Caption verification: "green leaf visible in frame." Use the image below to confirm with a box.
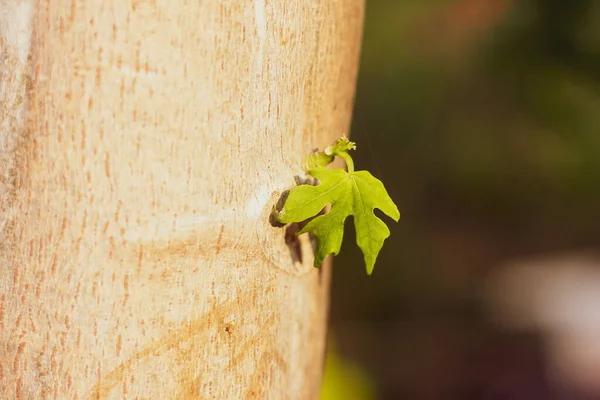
[274,156,399,274]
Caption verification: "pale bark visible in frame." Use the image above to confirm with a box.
[0,0,364,399]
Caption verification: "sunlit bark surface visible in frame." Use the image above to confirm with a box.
[0,1,363,398]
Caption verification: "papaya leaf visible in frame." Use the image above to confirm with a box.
[274,138,399,274]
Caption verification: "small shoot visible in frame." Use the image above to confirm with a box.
[273,137,400,275]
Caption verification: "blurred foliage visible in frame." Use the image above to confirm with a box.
[320,338,376,400]
[330,0,600,398]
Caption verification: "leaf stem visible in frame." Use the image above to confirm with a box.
[335,150,354,173]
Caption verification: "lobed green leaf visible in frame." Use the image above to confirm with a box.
[274,166,399,274]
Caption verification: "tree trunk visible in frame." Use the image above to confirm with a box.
[0,1,364,398]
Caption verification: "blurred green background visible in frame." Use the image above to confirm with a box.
[321,0,600,399]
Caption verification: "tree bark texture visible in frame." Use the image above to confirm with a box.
[0,1,364,398]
